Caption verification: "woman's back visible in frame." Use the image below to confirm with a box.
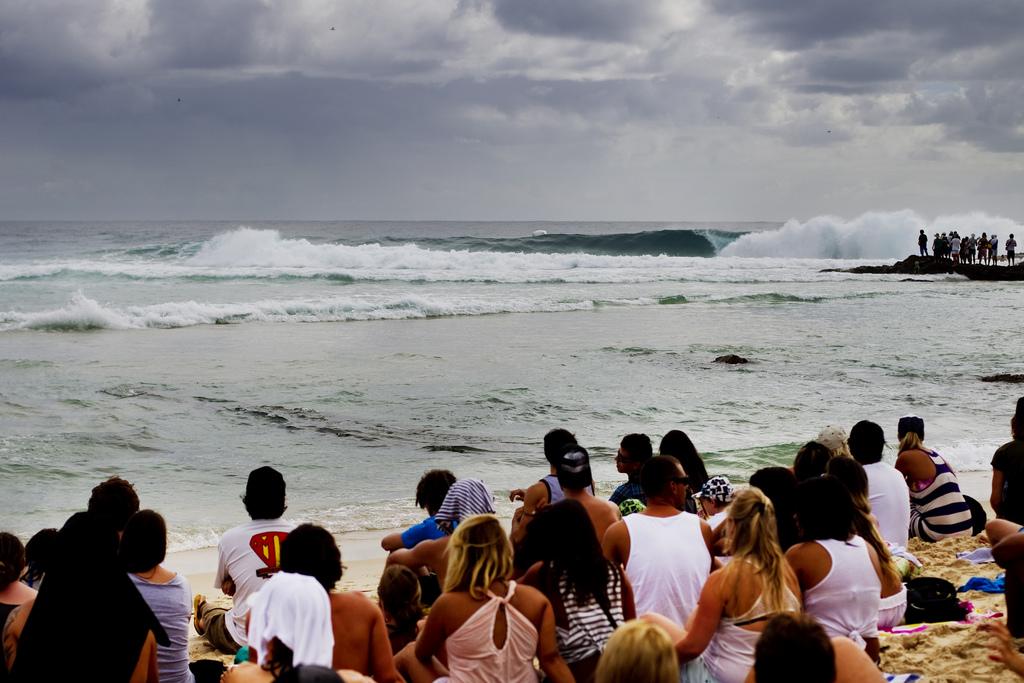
[703,561,801,683]
[129,572,194,683]
[440,581,542,683]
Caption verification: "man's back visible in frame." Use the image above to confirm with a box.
[863,462,910,547]
[620,511,710,625]
[216,517,296,645]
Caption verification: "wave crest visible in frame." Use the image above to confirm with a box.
[720,210,1023,259]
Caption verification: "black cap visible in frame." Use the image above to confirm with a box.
[246,466,285,501]
[556,445,593,490]
[897,415,925,440]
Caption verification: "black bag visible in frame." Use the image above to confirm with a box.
[904,576,968,624]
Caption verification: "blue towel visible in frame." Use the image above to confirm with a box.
[958,573,1005,593]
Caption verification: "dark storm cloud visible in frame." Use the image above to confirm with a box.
[482,0,666,42]
[709,0,1024,52]
[144,0,270,69]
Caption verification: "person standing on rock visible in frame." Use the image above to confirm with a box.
[950,234,961,264]
[979,233,990,265]
[917,230,928,256]
[992,235,1000,264]
[1007,234,1017,266]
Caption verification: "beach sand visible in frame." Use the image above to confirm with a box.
[182,472,1019,681]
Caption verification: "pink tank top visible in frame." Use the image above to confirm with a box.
[442,581,540,683]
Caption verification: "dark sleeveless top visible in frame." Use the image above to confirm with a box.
[0,602,19,681]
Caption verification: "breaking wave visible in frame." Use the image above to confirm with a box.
[721,210,1023,259]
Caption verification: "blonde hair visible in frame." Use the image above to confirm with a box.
[898,431,924,453]
[595,620,678,683]
[443,515,512,599]
[720,487,790,614]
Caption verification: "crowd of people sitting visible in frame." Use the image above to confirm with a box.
[918,228,1018,266]
[2,398,1023,682]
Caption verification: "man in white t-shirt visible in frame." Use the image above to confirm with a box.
[603,455,714,626]
[849,420,909,548]
[194,466,295,653]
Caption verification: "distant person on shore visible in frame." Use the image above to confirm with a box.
[950,234,962,263]
[280,524,400,682]
[659,429,710,514]
[749,467,800,550]
[88,475,140,536]
[793,441,832,482]
[992,235,1000,263]
[747,613,885,683]
[1007,234,1017,266]
[510,429,579,542]
[980,233,991,265]
[786,476,883,661]
[194,466,296,655]
[692,476,735,530]
[554,445,621,541]
[7,511,166,683]
[648,487,802,683]
[894,416,974,541]
[395,515,574,683]
[603,456,714,627]
[381,469,456,552]
[990,397,1024,525]
[918,230,928,256]
[120,510,195,683]
[517,499,635,683]
[610,434,654,506]
[848,420,909,548]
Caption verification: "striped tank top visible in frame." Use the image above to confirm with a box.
[553,566,624,664]
[909,450,973,541]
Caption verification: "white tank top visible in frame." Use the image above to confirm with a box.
[622,512,710,626]
[803,536,881,647]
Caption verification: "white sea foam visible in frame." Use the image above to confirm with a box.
[0,290,622,331]
[721,210,1023,259]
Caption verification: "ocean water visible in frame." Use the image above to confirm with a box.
[2,213,1022,551]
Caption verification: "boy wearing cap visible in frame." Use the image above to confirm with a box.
[194,466,296,654]
[991,398,1024,525]
[556,444,621,541]
[693,475,734,530]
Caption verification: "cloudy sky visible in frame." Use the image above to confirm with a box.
[2,0,1022,221]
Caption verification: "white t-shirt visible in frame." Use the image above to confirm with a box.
[708,510,728,531]
[950,238,961,253]
[863,462,910,548]
[215,517,296,645]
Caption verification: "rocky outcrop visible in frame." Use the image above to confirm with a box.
[981,374,1024,384]
[714,354,749,364]
[822,255,1024,280]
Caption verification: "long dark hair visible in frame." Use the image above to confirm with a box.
[749,467,799,550]
[517,499,617,613]
[659,429,709,493]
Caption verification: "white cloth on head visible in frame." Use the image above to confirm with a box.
[247,572,334,668]
[435,479,495,527]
